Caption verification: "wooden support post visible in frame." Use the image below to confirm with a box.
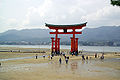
[71,37,73,52]
[55,29,58,53]
[58,38,60,52]
[75,38,78,52]
[73,29,75,52]
[51,37,54,53]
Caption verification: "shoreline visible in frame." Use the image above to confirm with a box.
[0,45,120,52]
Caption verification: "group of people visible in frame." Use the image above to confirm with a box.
[35,51,105,65]
[95,53,104,60]
[48,54,53,60]
[35,54,52,60]
[59,57,69,64]
[81,53,104,60]
[35,54,46,59]
[71,51,78,56]
[59,53,69,64]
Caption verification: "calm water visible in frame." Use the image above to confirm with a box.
[0,45,120,52]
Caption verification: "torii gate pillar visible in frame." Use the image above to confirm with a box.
[51,30,60,54]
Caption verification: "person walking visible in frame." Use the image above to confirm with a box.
[86,56,88,60]
[35,54,38,59]
[48,55,50,60]
[59,58,62,64]
[100,53,104,60]
[82,55,85,60]
[43,55,45,59]
[72,52,74,56]
[65,58,68,64]
[95,53,97,58]
[51,55,52,60]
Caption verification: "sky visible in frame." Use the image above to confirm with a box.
[0,0,120,33]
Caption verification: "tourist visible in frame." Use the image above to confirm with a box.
[100,55,104,60]
[63,52,65,56]
[67,56,69,60]
[43,55,45,59]
[35,54,38,59]
[86,56,88,60]
[72,52,74,56]
[0,62,1,66]
[75,51,78,56]
[82,55,85,60]
[65,58,68,64]
[48,55,50,60]
[100,53,104,60]
[59,58,62,64]
[95,53,97,58]
[51,55,52,60]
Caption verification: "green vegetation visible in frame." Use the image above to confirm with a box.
[111,0,120,6]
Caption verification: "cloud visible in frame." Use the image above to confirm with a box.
[7,18,18,26]
[82,5,120,27]
[22,0,88,29]
[0,17,20,33]
[0,0,120,33]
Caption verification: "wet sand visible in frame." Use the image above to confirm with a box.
[0,47,120,80]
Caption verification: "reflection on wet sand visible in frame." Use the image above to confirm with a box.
[71,62,78,71]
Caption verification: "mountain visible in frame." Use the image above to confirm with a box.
[0,29,50,42]
[79,26,120,41]
[0,26,120,43]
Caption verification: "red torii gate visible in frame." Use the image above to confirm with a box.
[45,22,87,55]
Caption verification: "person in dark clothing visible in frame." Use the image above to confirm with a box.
[100,53,104,60]
[43,55,45,59]
[59,58,62,64]
[63,53,65,56]
[67,56,69,60]
[82,55,85,60]
[51,56,52,60]
[86,56,88,60]
[65,58,68,64]
[95,53,97,58]
[72,52,74,56]
[35,54,38,59]
[100,55,104,60]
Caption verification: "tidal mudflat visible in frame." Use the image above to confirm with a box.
[0,47,120,80]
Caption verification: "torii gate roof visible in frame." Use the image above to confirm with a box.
[45,22,87,29]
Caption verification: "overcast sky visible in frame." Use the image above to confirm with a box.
[0,0,120,33]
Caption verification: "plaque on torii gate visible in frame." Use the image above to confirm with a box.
[45,22,87,55]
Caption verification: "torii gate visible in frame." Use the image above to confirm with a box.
[45,22,87,55]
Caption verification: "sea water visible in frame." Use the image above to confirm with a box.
[0,45,120,52]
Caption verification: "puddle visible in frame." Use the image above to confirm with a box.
[0,55,47,61]
[47,58,120,77]
[115,58,120,60]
